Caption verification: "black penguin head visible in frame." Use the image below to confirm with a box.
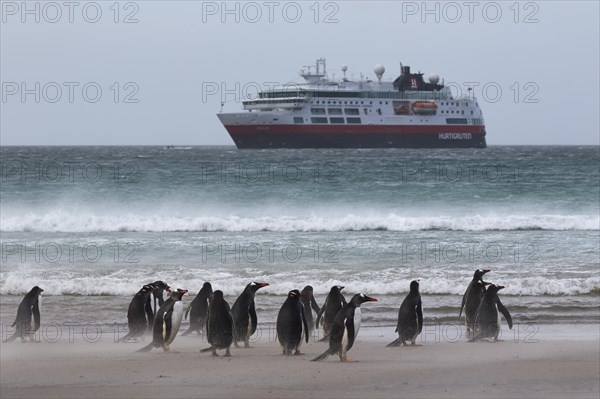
[212,290,224,301]
[201,282,213,294]
[409,280,420,293]
[487,284,505,295]
[247,282,269,293]
[351,293,378,306]
[171,288,188,300]
[473,269,491,281]
[288,289,301,300]
[31,286,44,295]
[152,281,171,293]
[330,285,344,294]
[140,285,154,294]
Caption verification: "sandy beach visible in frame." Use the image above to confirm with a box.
[1,327,598,399]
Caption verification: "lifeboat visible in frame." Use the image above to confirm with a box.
[412,101,438,115]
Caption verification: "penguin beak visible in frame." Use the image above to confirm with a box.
[364,296,378,302]
[258,283,269,288]
[165,286,172,293]
[178,289,188,295]
[339,286,345,291]
[482,269,492,274]
[497,285,505,290]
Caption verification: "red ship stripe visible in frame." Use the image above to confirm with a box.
[225,124,486,135]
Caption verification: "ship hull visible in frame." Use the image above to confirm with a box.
[223,125,487,149]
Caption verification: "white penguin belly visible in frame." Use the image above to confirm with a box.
[167,302,184,345]
[33,295,42,330]
[354,308,362,338]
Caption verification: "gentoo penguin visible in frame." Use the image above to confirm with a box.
[122,284,155,341]
[5,286,43,343]
[312,293,377,362]
[459,269,491,338]
[231,282,269,348]
[145,280,171,329]
[277,290,309,356]
[387,280,423,347]
[137,288,188,352]
[200,290,234,357]
[300,285,320,333]
[471,284,513,342]
[316,285,346,340]
[182,282,213,336]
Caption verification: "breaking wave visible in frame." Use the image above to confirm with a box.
[2,211,598,233]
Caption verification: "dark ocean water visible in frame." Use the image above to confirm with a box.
[1,146,598,337]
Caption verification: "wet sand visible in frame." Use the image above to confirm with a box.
[1,328,599,399]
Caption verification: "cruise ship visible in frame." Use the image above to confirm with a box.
[218,59,487,148]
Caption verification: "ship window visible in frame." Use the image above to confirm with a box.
[311,117,328,123]
[328,108,343,115]
[462,110,464,114]
[446,118,468,124]
[293,117,304,124]
[311,108,326,115]
[346,117,362,124]
[329,117,345,124]
[344,108,359,115]
[470,110,473,115]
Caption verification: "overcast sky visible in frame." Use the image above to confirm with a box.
[1,0,598,146]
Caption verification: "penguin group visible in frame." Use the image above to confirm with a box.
[5,269,513,360]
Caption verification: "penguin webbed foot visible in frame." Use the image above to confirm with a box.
[294,350,305,356]
[224,348,231,357]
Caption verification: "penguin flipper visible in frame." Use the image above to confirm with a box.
[416,302,423,335]
[497,299,513,329]
[386,338,402,347]
[316,299,327,327]
[249,304,258,335]
[184,305,191,321]
[459,288,468,317]
[135,342,154,352]
[301,304,310,343]
[318,333,330,343]
[310,296,321,314]
[311,350,331,361]
[32,303,41,331]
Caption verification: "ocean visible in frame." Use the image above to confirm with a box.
[1,146,598,343]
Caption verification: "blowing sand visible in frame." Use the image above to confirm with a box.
[1,327,599,399]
